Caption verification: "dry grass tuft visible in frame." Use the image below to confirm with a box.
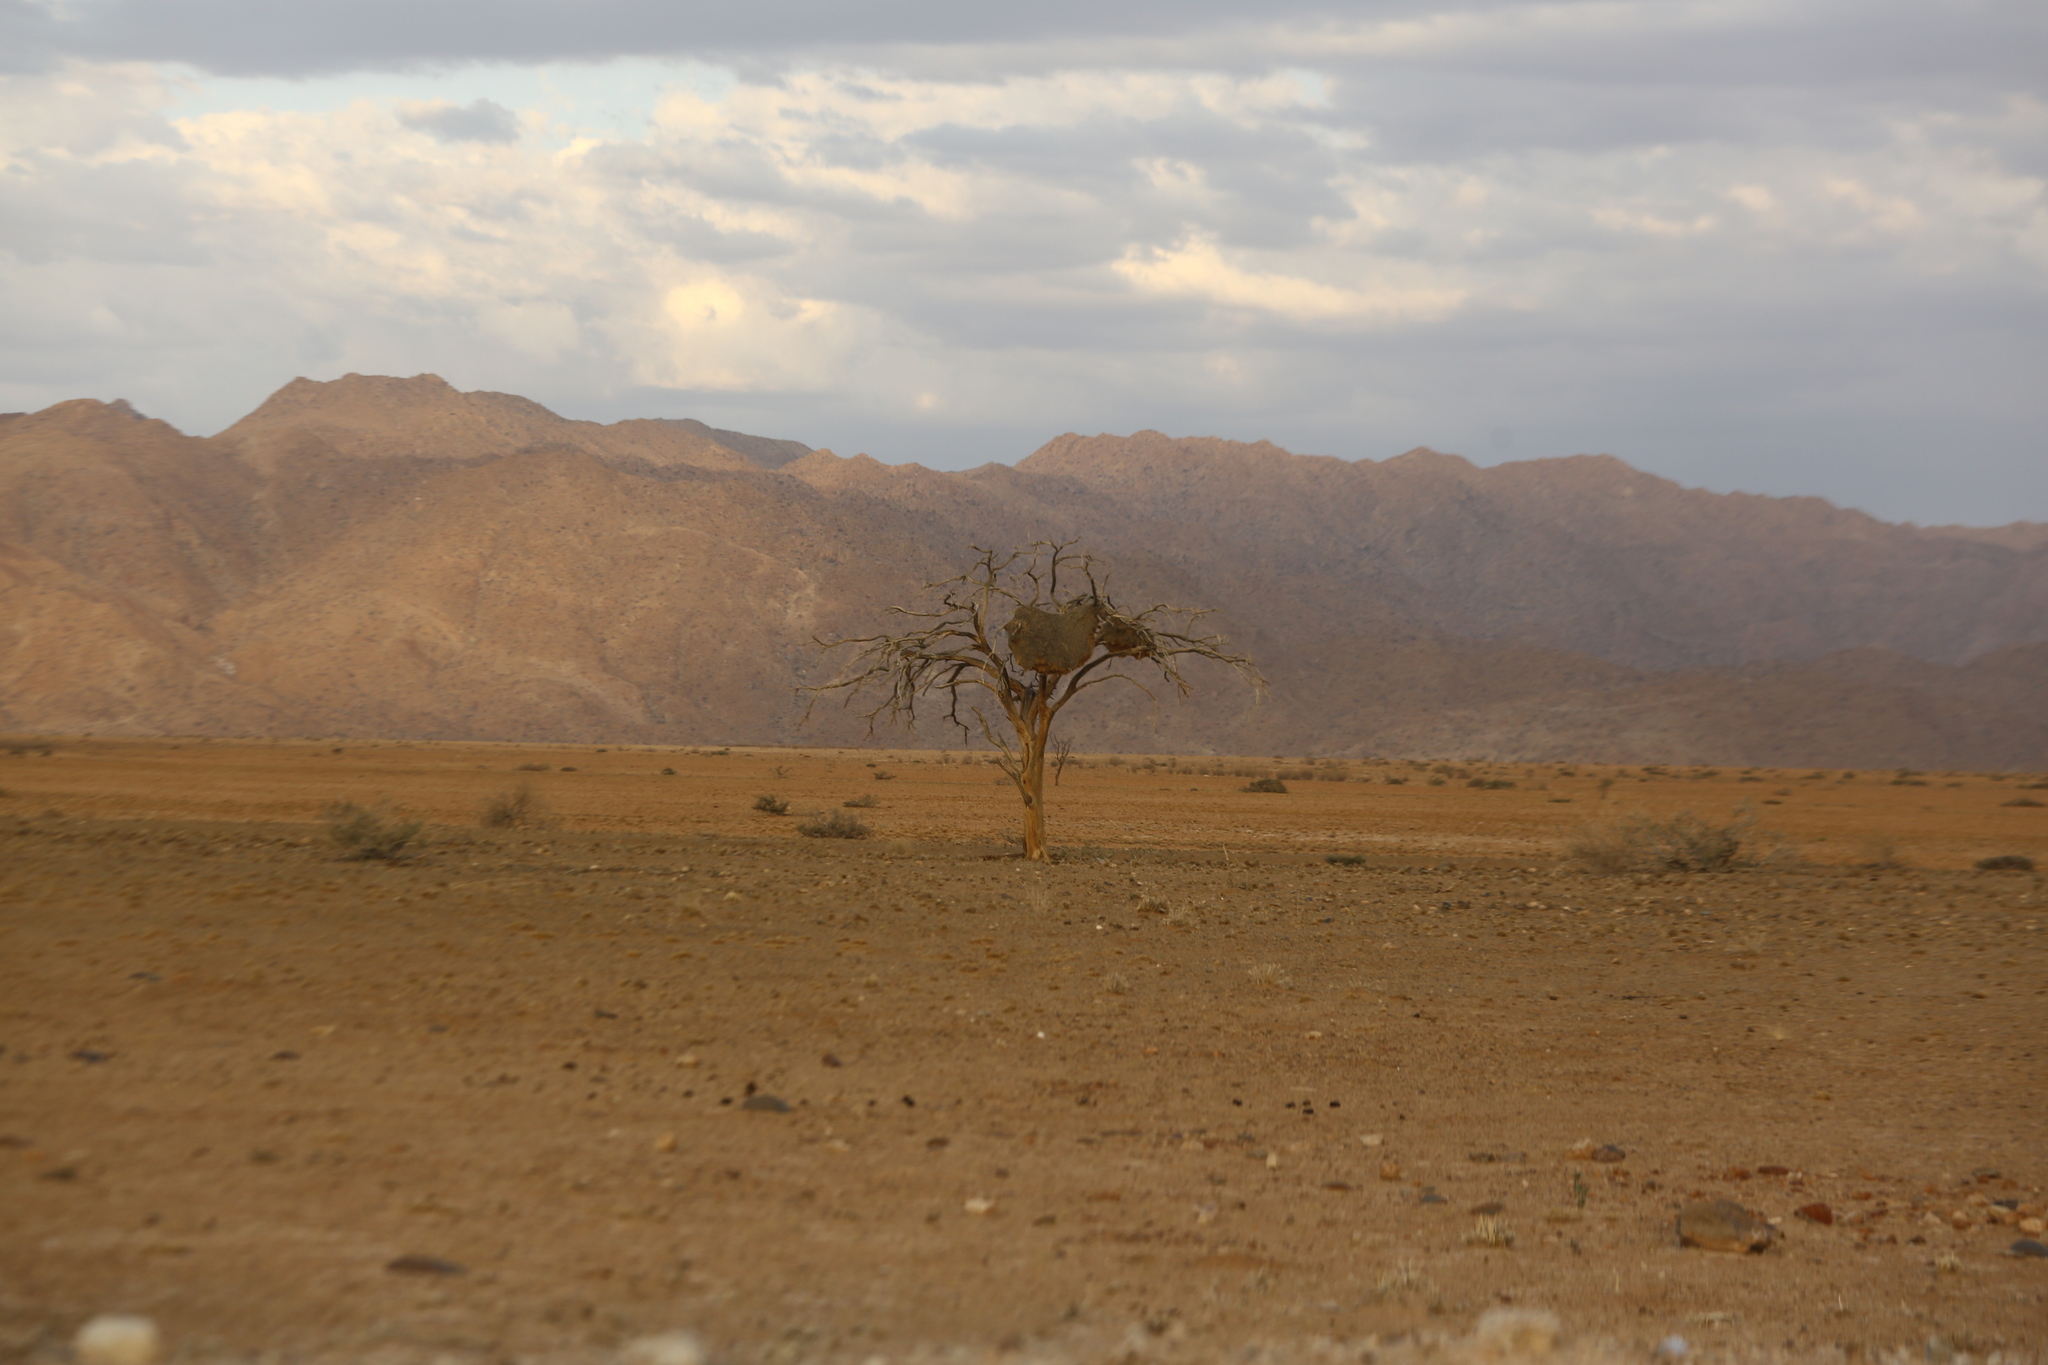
[798,810,871,839]
[1463,1215,1517,1247]
[1566,807,1791,874]
[479,782,553,829]
[323,801,421,861]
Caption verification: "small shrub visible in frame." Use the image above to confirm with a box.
[1383,776,1408,785]
[1104,972,1131,995]
[558,765,578,772]
[324,801,422,861]
[2001,797,2043,808]
[873,770,897,781]
[514,762,549,772]
[798,810,871,839]
[660,767,676,776]
[478,782,553,829]
[1975,854,2036,872]
[1245,962,1293,988]
[1242,777,1289,794]
[1275,767,1315,781]
[753,794,789,815]
[1566,808,1788,874]
[1326,853,1367,866]
[844,793,880,808]
[1466,778,1517,790]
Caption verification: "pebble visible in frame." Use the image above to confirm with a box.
[74,1315,161,1365]
[1471,1307,1558,1356]
[1360,1133,1384,1148]
[621,1331,707,1365]
[1592,1144,1626,1163]
[740,1094,791,1113]
[1653,1335,1690,1360]
[963,1197,995,1215]
[2022,1217,2046,1235]
[1795,1202,1834,1225]
[385,1254,466,1276]
[1378,1160,1401,1181]
[2010,1239,2048,1259]
[1677,1199,1775,1253]
[652,1132,678,1153]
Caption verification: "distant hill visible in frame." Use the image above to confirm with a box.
[3,373,2043,769]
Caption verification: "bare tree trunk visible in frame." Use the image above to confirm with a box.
[1018,689,1054,861]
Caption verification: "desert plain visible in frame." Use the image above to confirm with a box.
[2,737,2044,1365]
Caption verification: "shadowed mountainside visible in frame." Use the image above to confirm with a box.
[3,374,2044,769]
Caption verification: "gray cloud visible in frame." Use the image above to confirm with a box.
[0,1,2041,526]
[396,97,520,143]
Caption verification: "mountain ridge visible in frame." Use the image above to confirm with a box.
[2,374,2043,769]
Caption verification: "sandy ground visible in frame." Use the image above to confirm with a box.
[2,739,2044,1365]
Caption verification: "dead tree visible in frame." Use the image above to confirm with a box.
[806,541,1263,860]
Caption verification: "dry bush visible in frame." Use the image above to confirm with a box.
[1314,768,1350,782]
[1466,777,1517,790]
[1242,777,1289,794]
[1975,854,2036,872]
[1275,767,1316,781]
[798,810,871,839]
[514,762,550,772]
[1246,962,1293,988]
[1566,808,1789,874]
[323,801,422,861]
[753,794,789,815]
[478,782,553,829]
[2001,797,2043,808]
[844,793,880,808]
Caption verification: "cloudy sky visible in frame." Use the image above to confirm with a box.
[3,0,2044,525]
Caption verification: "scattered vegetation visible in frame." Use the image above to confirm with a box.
[1326,853,1367,866]
[873,770,897,781]
[1466,777,1517,790]
[1975,854,2036,872]
[844,793,880,808]
[798,810,871,839]
[753,794,790,815]
[1242,777,1289,794]
[1565,807,1790,874]
[1245,962,1293,988]
[478,782,553,830]
[323,801,422,861]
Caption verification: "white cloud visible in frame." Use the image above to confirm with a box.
[1115,233,1467,323]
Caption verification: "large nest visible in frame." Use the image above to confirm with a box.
[1002,599,1154,675]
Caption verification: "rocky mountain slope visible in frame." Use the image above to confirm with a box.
[3,374,2043,769]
